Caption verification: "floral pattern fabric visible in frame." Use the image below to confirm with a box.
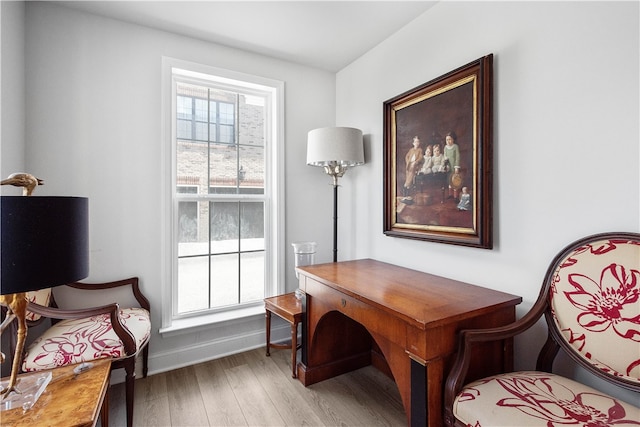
[454,371,640,426]
[22,307,150,371]
[552,238,640,384]
[453,237,640,426]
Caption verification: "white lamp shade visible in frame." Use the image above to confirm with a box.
[307,127,364,167]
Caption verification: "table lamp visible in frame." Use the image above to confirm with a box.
[306,127,364,262]
[1,193,89,408]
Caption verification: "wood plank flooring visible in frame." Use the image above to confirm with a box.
[105,348,406,426]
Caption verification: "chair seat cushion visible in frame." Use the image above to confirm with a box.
[22,307,151,372]
[453,371,640,426]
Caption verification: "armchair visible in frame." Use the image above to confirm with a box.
[445,232,639,426]
[18,277,150,427]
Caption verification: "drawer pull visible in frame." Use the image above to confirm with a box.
[341,298,346,307]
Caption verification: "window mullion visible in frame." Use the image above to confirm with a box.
[237,201,242,305]
[191,97,196,142]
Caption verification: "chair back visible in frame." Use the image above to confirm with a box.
[26,288,52,322]
[545,233,640,389]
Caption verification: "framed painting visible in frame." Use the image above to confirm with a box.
[383,54,493,248]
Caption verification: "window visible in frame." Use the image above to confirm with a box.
[161,59,284,331]
[176,93,235,144]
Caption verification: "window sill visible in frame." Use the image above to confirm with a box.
[159,304,265,337]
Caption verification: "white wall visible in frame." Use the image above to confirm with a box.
[336,1,639,404]
[17,2,336,374]
[0,0,25,179]
[0,0,26,377]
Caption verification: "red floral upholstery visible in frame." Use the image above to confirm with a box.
[446,233,640,427]
[454,371,639,426]
[22,307,150,371]
[550,239,640,385]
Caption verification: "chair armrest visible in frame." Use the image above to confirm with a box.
[26,301,137,355]
[443,294,547,427]
[65,277,150,311]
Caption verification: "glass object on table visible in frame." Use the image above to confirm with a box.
[291,241,316,299]
[0,371,51,411]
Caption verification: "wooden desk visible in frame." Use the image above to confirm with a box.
[264,292,303,378]
[1,359,111,427]
[296,259,521,427]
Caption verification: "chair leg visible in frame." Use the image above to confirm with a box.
[142,345,149,378]
[265,310,272,357]
[100,388,109,427]
[125,360,136,427]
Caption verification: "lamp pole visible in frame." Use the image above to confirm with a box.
[323,165,345,262]
[333,182,338,262]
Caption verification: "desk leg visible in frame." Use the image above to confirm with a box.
[410,356,444,427]
[265,310,272,357]
[301,293,308,367]
[410,358,427,427]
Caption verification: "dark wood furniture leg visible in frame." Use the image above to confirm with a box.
[101,389,110,427]
[290,319,298,378]
[266,310,272,357]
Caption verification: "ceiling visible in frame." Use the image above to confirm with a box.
[53,1,437,72]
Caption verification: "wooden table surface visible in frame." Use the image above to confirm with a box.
[264,293,302,322]
[298,259,520,330]
[1,359,111,427]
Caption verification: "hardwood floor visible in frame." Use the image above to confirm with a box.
[105,348,406,426]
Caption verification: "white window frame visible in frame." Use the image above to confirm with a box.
[160,57,285,335]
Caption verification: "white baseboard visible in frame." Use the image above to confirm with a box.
[109,322,293,384]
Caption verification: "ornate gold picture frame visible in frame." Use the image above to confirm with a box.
[383,54,493,248]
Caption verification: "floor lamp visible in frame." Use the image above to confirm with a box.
[306,127,364,262]
[1,194,89,409]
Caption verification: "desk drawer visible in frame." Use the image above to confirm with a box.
[306,278,406,348]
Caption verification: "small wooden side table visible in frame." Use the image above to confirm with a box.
[1,359,111,427]
[264,292,303,378]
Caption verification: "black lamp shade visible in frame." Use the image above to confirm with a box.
[1,196,89,295]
